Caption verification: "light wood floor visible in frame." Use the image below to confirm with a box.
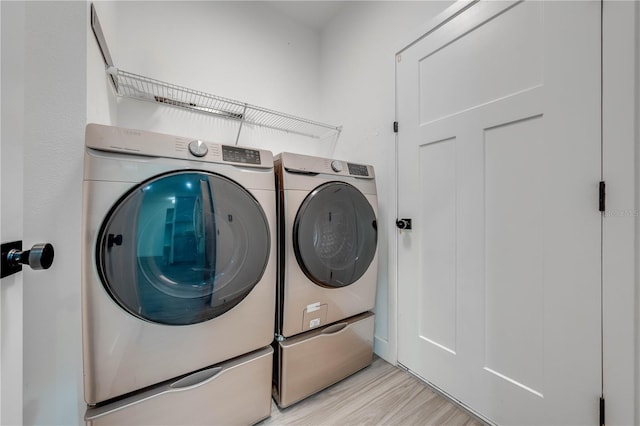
[259,357,483,426]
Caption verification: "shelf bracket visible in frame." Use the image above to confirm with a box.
[90,4,117,91]
[235,105,249,146]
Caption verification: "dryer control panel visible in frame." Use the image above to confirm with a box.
[278,152,374,178]
[347,163,370,177]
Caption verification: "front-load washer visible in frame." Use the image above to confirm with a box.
[85,346,274,426]
[81,124,276,406]
[274,152,378,339]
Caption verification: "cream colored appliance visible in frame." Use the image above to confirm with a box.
[81,124,275,424]
[85,347,273,426]
[273,152,378,407]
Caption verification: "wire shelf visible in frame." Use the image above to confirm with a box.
[108,67,342,141]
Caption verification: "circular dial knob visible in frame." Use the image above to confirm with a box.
[330,160,343,172]
[188,140,208,157]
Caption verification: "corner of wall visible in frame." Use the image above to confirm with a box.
[21,2,87,424]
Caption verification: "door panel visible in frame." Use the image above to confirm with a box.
[418,1,542,124]
[484,114,545,397]
[417,138,457,354]
[397,1,601,424]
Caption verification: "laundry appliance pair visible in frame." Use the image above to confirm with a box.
[81,124,379,424]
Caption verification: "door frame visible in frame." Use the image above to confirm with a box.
[601,2,637,425]
[0,2,25,424]
[390,1,638,424]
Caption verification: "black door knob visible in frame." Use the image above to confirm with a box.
[396,219,412,230]
[7,243,54,270]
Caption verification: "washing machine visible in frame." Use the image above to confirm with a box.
[81,124,275,423]
[273,152,378,407]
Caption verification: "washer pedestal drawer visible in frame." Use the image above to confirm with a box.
[273,311,374,408]
[85,346,273,426]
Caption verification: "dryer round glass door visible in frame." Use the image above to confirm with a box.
[293,182,377,288]
[96,171,270,325]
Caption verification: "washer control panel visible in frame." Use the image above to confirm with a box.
[222,145,261,165]
[85,123,273,169]
[330,160,343,172]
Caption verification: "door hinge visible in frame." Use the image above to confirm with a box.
[393,121,398,133]
[599,397,605,426]
[599,181,606,212]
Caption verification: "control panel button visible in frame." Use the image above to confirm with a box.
[331,160,343,172]
[188,140,208,157]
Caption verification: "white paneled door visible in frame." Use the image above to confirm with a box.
[396,1,602,424]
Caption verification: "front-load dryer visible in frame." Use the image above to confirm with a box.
[275,152,378,337]
[273,152,378,407]
[81,124,276,406]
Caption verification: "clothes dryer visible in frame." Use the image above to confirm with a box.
[275,152,378,338]
[81,124,276,407]
[273,152,378,407]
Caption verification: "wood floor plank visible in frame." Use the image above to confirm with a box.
[260,357,483,426]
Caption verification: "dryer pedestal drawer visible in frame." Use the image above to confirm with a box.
[274,312,374,408]
[85,346,273,426]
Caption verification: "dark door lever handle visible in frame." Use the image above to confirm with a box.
[396,219,412,230]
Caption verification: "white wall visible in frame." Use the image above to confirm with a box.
[0,2,25,425]
[20,2,87,425]
[319,0,453,362]
[90,0,327,155]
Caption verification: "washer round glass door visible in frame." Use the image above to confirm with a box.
[293,182,377,288]
[96,171,270,325]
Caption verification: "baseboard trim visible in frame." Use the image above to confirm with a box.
[373,335,395,364]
